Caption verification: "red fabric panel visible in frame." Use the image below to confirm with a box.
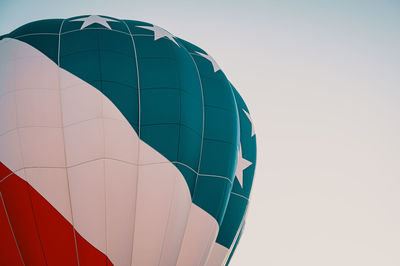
[0,162,12,181]
[76,232,112,266]
[0,193,23,266]
[0,172,47,265]
[0,163,114,266]
[28,185,79,265]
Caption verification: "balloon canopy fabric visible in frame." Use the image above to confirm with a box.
[0,15,257,266]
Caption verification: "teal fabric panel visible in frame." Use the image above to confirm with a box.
[215,85,257,248]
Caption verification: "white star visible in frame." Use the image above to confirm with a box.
[195,51,221,72]
[70,15,117,30]
[243,109,255,137]
[235,145,252,188]
[137,25,179,46]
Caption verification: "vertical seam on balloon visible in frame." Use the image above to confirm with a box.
[174,44,206,263]
[198,224,218,266]
[95,30,109,265]
[57,18,81,266]
[26,177,48,265]
[0,191,25,266]
[11,31,49,265]
[157,174,178,266]
[223,84,251,261]
[191,58,205,189]
[120,20,141,266]
[175,44,183,169]
[214,83,241,229]
[218,82,244,252]
[224,217,245,265]
[157,41,184,266]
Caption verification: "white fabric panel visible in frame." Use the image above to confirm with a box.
[25,167,73,223]
[0,40,15,97]
[176,204,219,266]
[60,83,103,126]
[16,89,62,128]
[105,159,137,266]
[157,171,192,266]
[205,243,229,266]
[0,92,17,135]
[59,68,82,90]
[102,94,126,122]
[13,38,43,59]
[104,118,138,164]
[68,159,107,254]
[0,39,19,173]
[19,127,66,168]
[0,38,15,64]
[15,56,58,90]
[63,119,105,167]
[0,130,23,173]
[131,163,183,265]
[0,63,15,96]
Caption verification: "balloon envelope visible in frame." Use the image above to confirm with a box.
[0,15,257,266]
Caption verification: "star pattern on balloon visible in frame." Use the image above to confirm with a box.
[70,15,117,30]
[235,144,252,188]
[195,51,221,72]
[137,25,179,46]
[243,109,255,137]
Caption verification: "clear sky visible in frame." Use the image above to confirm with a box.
[1,0,400,265]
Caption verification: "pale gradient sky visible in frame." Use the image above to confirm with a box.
[1,0,400,265]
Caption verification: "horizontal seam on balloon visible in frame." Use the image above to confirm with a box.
[60,49,136,59]
[189,52,204,57]
[230,192,249,200]
[196,72,226,82]
[0,86,197,103]
[140,122,200,131]
[136,56,177,62]
[203,137,236,145]
[60,80,138,91]
[0,87,57,98]
[61,84,197,98]
[204,104,234,112]
[61,27,156,38]
[14,32,59,38]
[0,117,128,137]
[8,31,154,41]
[0,159,232,183]
[61,27,131,36]
[171,161,231,182]
[13,55,48,60]
[64,118,201,135]
[63,116,126,128]
[0,171,15,183]
[138,87,180,91]
[0,126,61,137]
[197,174,232,183]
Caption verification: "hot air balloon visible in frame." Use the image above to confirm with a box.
[0,15,257,266]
